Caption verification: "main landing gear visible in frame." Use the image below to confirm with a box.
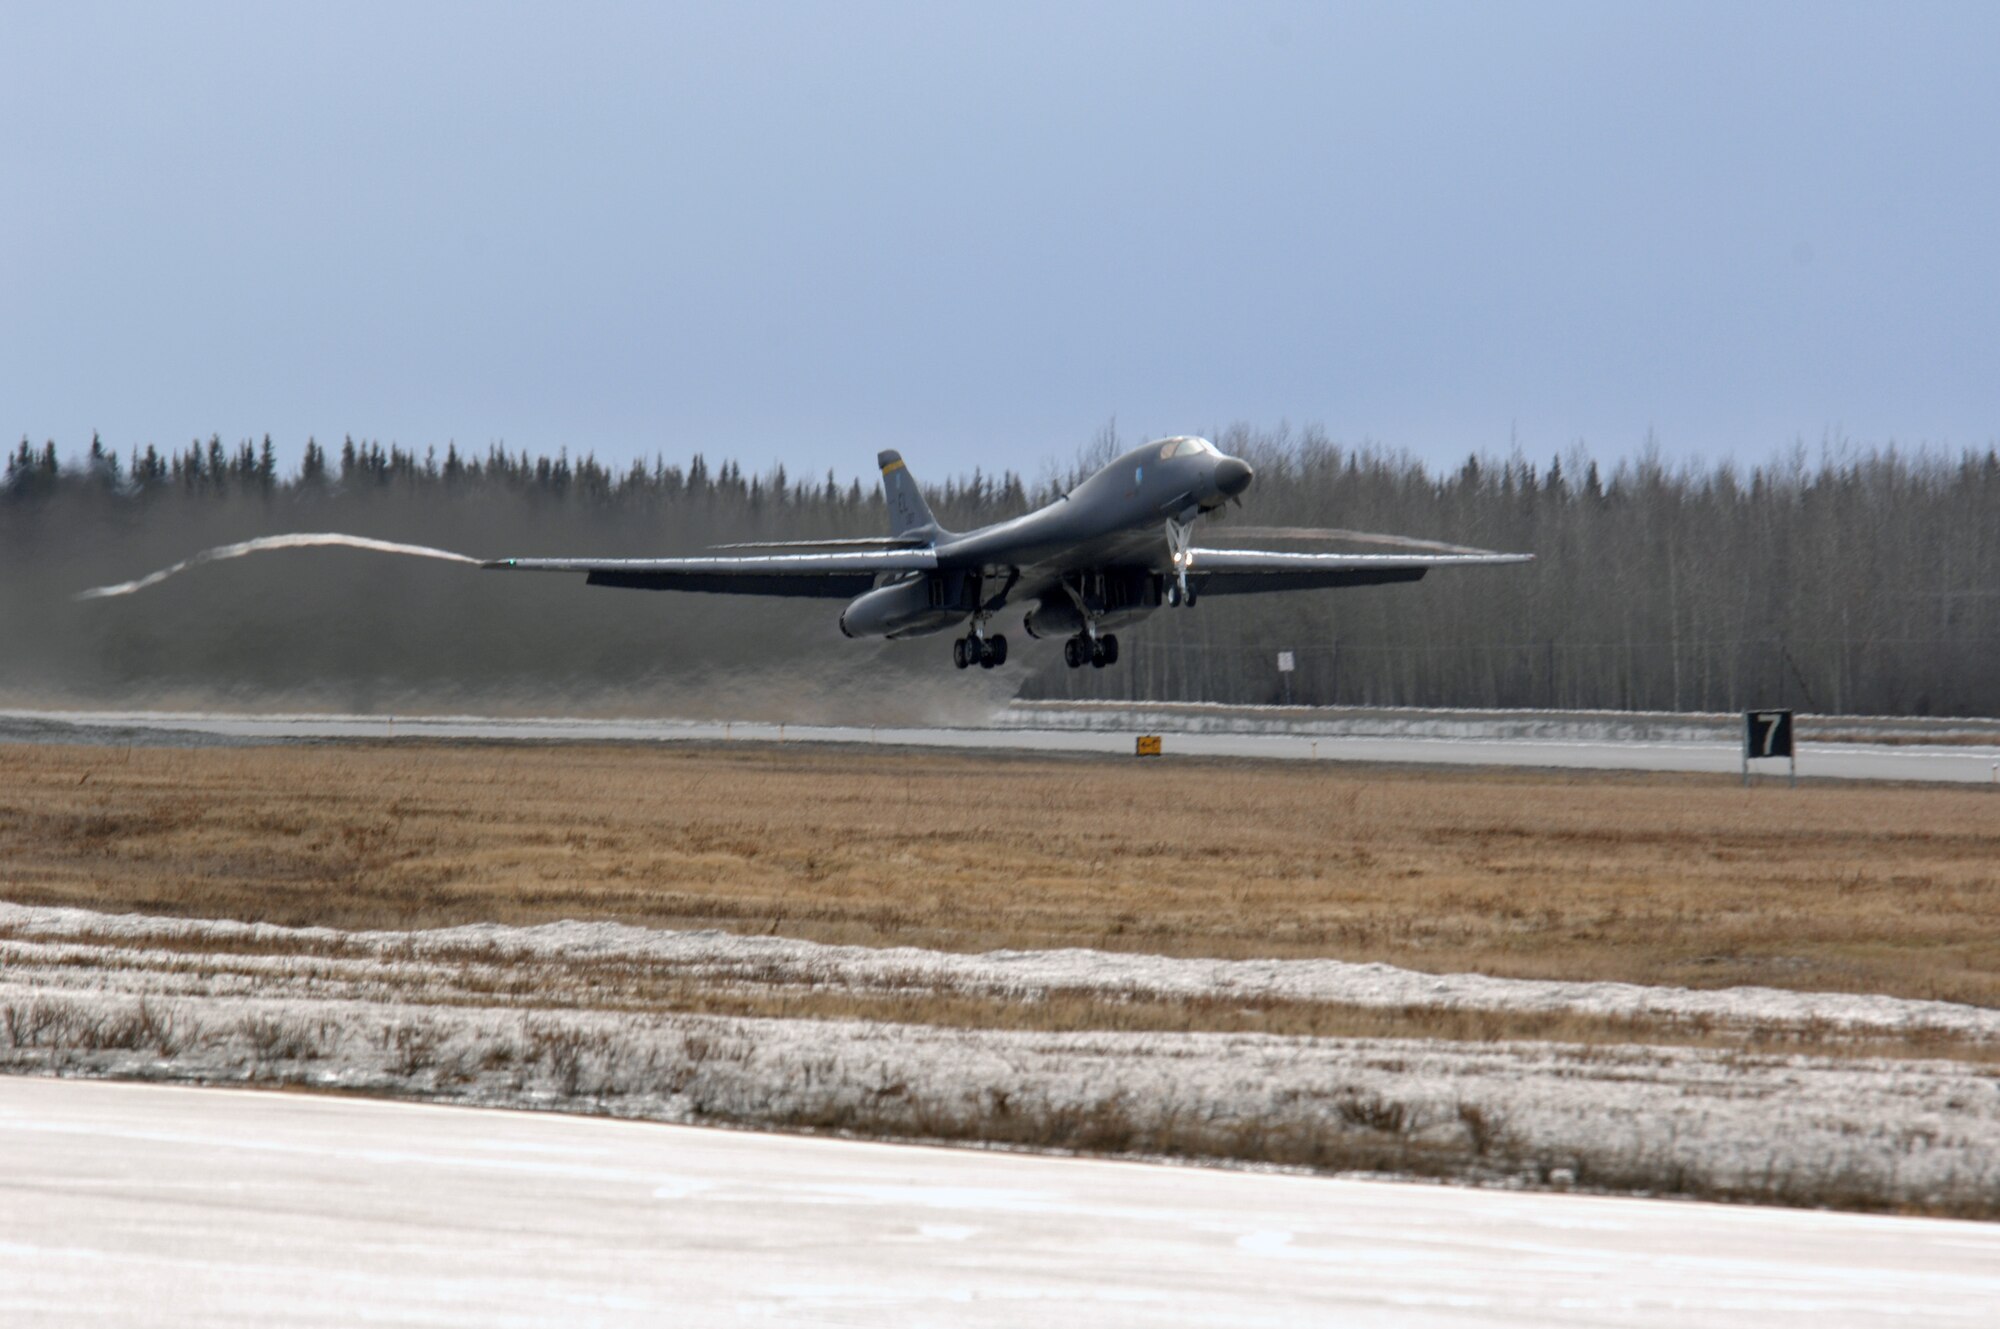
[953,632,1008,669]
[1063,633,1118,669]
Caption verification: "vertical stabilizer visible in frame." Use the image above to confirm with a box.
[877,450,939,537]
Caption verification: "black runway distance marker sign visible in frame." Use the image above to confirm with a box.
[1743,709,1796,786]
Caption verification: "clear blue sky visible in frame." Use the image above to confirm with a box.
[6,1,1997,483]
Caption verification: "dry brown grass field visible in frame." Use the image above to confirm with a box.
[3,740,1996,1005]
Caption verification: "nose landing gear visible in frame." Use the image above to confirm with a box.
[1165,519,1197,607]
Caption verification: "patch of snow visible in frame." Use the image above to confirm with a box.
[4,900,1993,1040]
[7,899,2000,1212]
[4,981,1998,1213]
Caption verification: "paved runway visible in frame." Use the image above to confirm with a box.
[4,706,1998,782]
[4,1078,1996,1327]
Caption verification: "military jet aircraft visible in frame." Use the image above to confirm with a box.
[487,437,1531,670]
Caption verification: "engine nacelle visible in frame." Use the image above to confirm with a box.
[839,573,977,639]
[1022,597,1085,640]
[1023,572,1161,638]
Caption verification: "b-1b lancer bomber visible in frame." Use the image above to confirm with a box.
[489,438,1532,670]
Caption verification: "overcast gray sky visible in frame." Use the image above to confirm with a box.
[5,1,1997,482]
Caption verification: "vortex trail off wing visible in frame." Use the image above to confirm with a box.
[483,549,939,598]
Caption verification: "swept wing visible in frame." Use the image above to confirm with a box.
[484,548,938,598]
[706,535,932,551]
[1187,547,1532,594]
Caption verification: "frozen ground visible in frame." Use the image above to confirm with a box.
[7,1077,2000,1329]
[5,902,1998,1214]
[8,900,1999,1042]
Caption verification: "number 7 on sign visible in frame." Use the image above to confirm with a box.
[1742,710,1794,782]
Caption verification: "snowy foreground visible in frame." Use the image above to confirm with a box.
[7,1077,2000,1329]
[3,901,1999,1215]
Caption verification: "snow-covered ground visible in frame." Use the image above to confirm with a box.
[7,900,1998,1042]
[11,1077,1999,1328]
[5,901,1998,1214]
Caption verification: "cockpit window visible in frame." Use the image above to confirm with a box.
[1158,436,1212,459]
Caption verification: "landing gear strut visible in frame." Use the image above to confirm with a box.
[1053,572,1121,669]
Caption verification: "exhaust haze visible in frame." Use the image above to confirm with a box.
[8,479,1025,725]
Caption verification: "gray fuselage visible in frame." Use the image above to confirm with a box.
[840,437,1251,640]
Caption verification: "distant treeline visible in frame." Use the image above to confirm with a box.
[3,433,1031,526]
[6,426,1998,717]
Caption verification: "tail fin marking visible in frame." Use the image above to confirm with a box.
[877,450,938,537]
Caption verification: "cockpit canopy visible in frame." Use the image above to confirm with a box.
[1156,436,1218,460]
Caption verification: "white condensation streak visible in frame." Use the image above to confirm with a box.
[75,534,481,600]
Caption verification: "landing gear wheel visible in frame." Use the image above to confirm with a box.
[988,634,1008,666]
[1101,634,1119,665]
[1090,641,1107,668]
[952,638,969,669]
[1165,583,1182,608]
[978,638,996,668]
[1184,586,1197,608]
[1063,638,1084,669]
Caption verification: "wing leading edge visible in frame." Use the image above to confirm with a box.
[1187,548,1532,595]
[483,549,939,598]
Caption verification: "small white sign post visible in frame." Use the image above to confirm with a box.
[1277,651,1295,706]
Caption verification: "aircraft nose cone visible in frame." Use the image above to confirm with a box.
[1214,456,1254,498]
